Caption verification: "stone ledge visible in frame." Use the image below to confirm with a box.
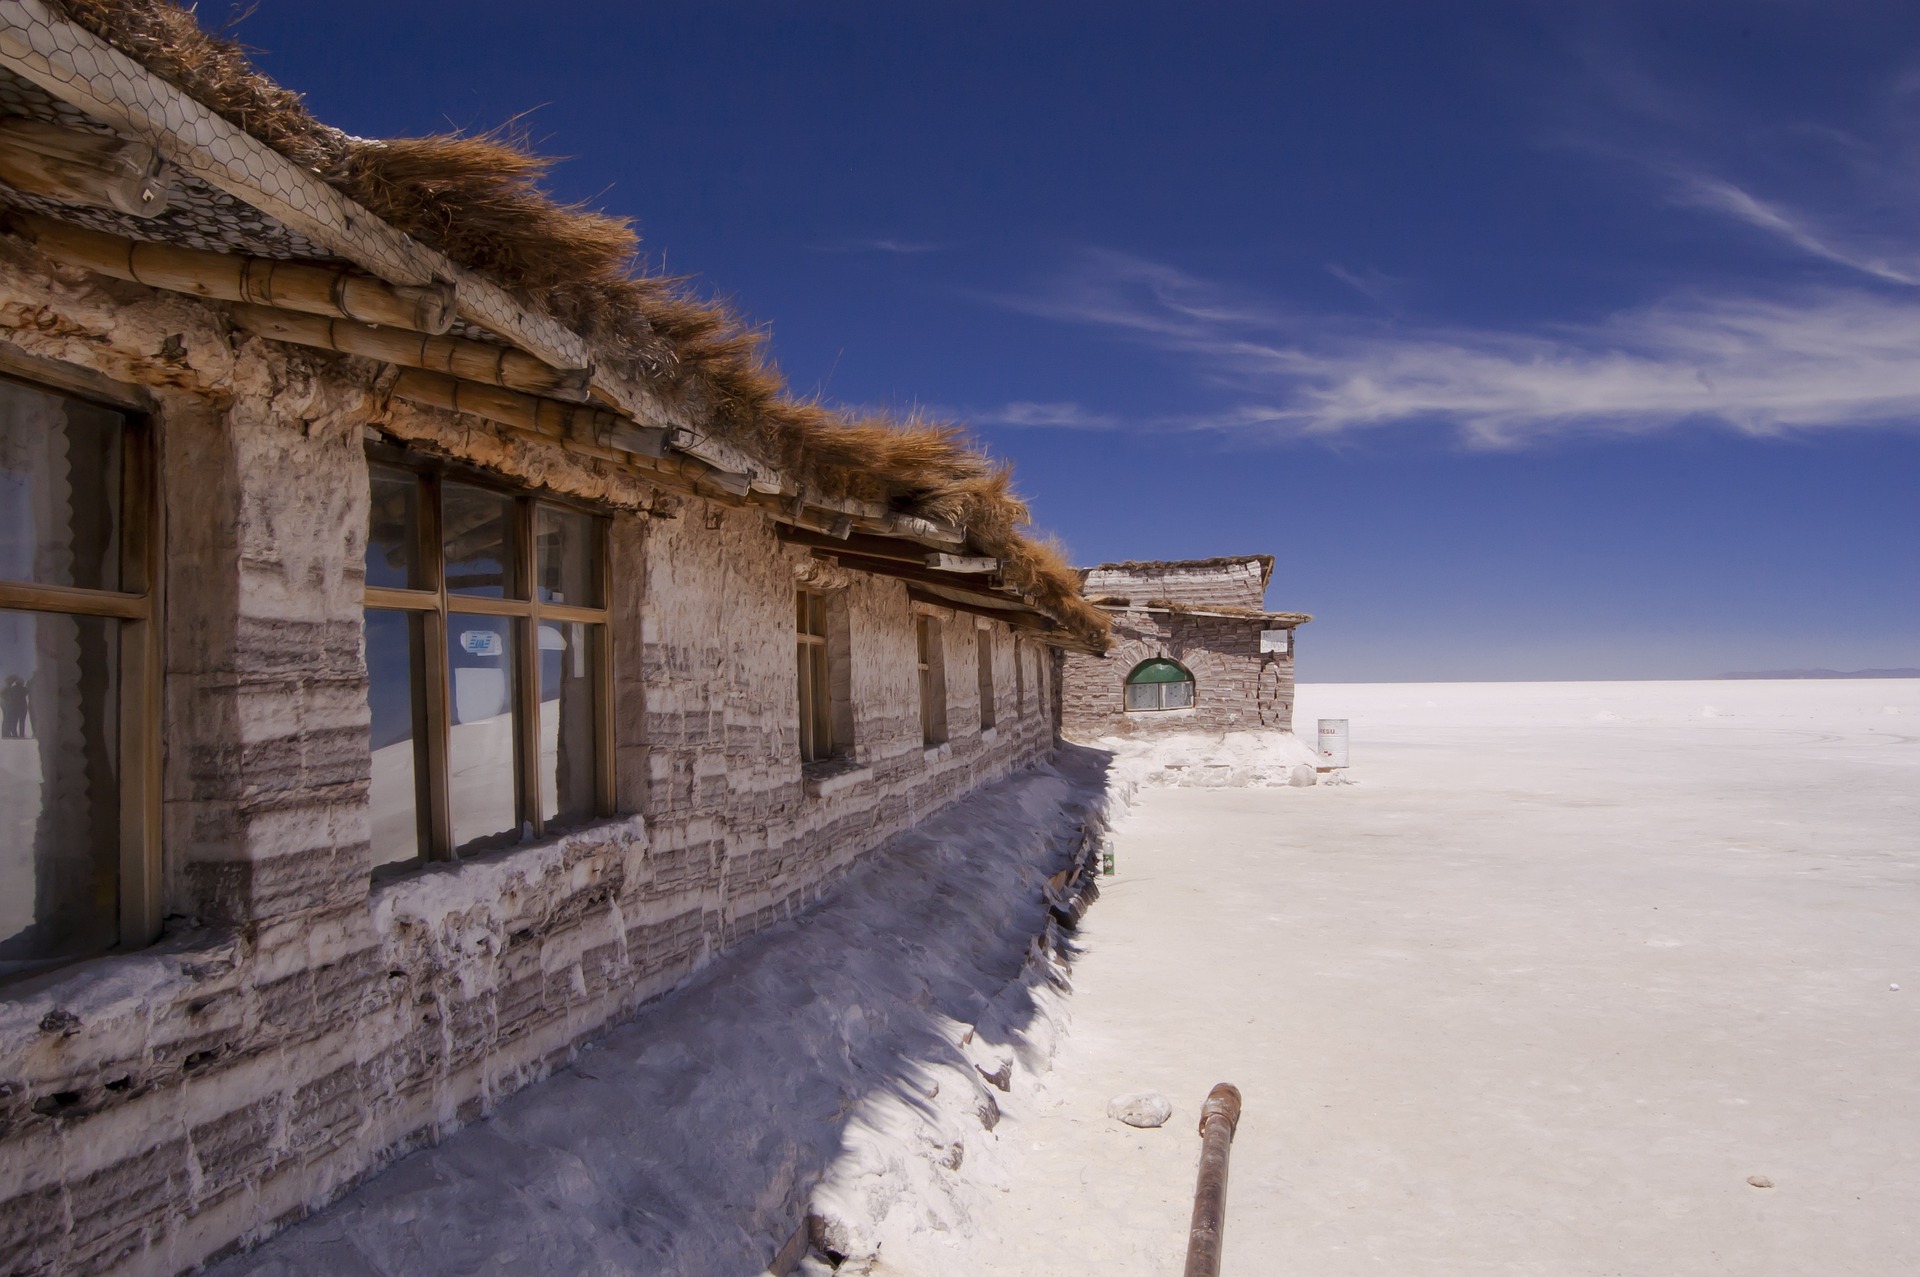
[802,762,873,800]
[370,815,647,938]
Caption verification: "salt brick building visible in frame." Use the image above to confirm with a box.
[1058,555,1312,738]
[0,6,1110,1274]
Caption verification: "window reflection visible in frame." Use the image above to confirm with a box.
[442,483,516,598]
[538,621,596,826]
[447,614,518,850]
[365,610,425,872]
[365,467,421,590]
[0,609,119,978]
[0,378,122,592]
[536,505,599,606]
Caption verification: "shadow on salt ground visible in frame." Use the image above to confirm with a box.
[209,745,1114,1277]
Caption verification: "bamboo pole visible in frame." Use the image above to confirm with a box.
[229,304,590,400]
[1183,1083,1244,1277]
[12,214,457,333]
[389,369,667,459]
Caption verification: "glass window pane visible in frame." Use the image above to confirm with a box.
[1,609,119,978]
[1125,681,1160,711]
[1164,679,1195,709]
[538,621,597,826]
[443,483,517,598]
[535,505,600,607]
[0,379,124,591]
[447,614,519,850]
[366,610,425,872]
[366,466,421,591]
[1130,659,1190,685]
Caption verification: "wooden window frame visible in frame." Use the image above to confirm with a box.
[363,444,614,864]
[0,360,162,962]
[975,623,997,732]
[796,587,837,765]
[1014,636,1026,716]
[916,612,946,747]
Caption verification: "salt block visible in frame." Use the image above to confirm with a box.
[1287,763,1317,787]
[1108,1091,1173,1128]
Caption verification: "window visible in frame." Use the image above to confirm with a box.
[976,626,997,732]
[1124,658,1194,712]
[916,613,947,746]
[364,451,611,869]
[0,370,156,981]
[796,588,843,764]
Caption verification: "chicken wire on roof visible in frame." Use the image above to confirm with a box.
[0,64,333,261]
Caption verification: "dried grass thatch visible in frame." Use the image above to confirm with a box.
[43,0,1108,646]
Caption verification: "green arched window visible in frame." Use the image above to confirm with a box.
[1124,658,1194,712]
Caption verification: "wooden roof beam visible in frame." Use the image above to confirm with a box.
[808,547,1034,610]
[903,585,1050,633]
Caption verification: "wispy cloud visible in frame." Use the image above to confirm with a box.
[811,236,953,255]
[991,251,1920,446]
[970,400,1120,430]
[1323,263,1402,313]
[1673,174,1919,286]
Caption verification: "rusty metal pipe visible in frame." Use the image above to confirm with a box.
[1182,1082,1244,1277]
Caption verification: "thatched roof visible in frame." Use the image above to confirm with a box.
[23,0,1108,647]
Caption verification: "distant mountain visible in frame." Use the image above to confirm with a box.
[1714,668,1920,680]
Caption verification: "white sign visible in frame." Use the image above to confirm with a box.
[1317,718,1349,769]
[459,629,503,658]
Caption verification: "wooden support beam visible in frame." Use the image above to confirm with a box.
[0,118,170,217]
[903,585,1050,633]
[12,214,457,333]
[810,546,1034,612]
[664,427,786,494]
[389,369,666,458]
[230,304,590,400]
[748,492,851,539]
[779,523,930,563]
[925,552,998,574]
[870,511,967,548]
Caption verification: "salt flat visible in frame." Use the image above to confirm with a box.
[974,680,1918,1275]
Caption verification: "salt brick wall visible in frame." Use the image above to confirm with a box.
[1080,559,1267,610]
[0,247,1058,1275]
[1057,609,1295,738]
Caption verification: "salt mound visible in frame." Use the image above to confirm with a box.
[1107,1092,1173,1128]
[1089,729,1324,791]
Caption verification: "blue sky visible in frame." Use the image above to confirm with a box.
[239,1,1919,680]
